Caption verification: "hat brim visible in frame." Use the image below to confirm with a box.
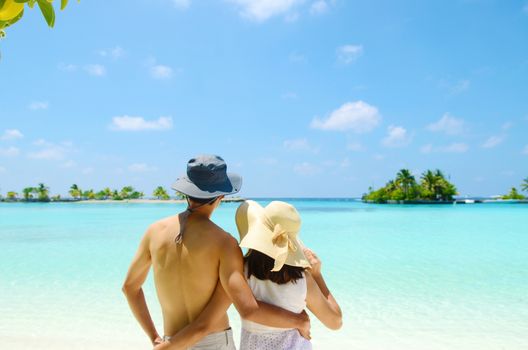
[236,200,310,269]
[171,172,242,199]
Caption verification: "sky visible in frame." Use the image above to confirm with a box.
[0,0,527,198]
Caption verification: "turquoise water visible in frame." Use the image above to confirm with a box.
[1,200,527,349]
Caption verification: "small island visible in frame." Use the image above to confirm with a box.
[362,169,457,204]
[363,170,528,204]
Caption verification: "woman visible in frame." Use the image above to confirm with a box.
[235,200,342,350]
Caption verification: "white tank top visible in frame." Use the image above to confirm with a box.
[242,268,307,333]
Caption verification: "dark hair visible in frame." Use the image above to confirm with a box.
[187,196,219,205]
[245,249,305,285]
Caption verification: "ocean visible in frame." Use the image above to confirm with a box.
[1,200,527,349]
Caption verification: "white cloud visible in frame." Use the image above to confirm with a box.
[502,122,513,130]
[1,129,24,140]
[283,138,318,153]
[373,154,385,161]
[58,63,77,72]
[227,0,303,22]
[382,125,411,147]
[523,3,528,14]
[482,135,504,149]
[427,113,465,135]
[110,116,173,131]
[84,64,106,76]
[311,101,381,133]
[98,46,125,60]
[28,148,64,160]
[337,44,363,64]
[27,139,74,160]
[523,145,528,155]
[347,141,364,152]
[150,64,173,79]
[310,0,328,15]
[172,0,191,9]
[421,142,469,154]
[293,162,320,176]
[128,163,158,173]
[0,146,20,157]
[28,101,49,110]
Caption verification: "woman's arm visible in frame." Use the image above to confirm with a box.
[304,248,343,330]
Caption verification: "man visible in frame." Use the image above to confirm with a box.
[122,155,310,349]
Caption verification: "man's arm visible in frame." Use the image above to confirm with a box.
[218,236,310,334]
[122,227,161,346]
[154,281,232,350]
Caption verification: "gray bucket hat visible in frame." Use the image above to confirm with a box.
[171,155,242,199]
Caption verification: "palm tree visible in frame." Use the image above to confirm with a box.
[522,177,528,193]
[69,184,81,200]
[120,186,134,199]
[83,189,96,200]
[153,186,170,200]
[420,170,437,199]
[396,169,416,199]
[22,187,36,201]
[36,183,50,202]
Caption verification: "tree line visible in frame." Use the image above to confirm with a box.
[0,184,184,202]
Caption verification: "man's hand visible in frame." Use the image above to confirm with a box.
[304,248,321,277]
[297,310,311,340]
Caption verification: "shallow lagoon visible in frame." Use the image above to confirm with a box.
[1,200,527,349]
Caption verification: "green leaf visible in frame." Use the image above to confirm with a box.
[0,0,6,8]
[60,0,68,10]
[28,0,35,8]
[14,0,30,3]
[36,0,55,28]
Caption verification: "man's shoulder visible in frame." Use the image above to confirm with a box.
[205,221,237,242]
[146,215,179,235]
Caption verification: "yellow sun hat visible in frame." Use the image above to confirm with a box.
[236,200,310,272]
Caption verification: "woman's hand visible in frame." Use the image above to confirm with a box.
[303,248,322,277]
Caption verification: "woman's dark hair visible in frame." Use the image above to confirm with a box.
[187,195,219,205]
[245,249,305,285]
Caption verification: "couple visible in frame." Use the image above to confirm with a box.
[122,155,342,350]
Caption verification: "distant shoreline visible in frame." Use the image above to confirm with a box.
[0,197,246,204]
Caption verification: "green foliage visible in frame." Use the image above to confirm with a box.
[522,177,528,193]
[363,168,458,203]
[6,191,18,200]
[22,186,36,200]
[36,182,50,202]
[502,187,526,200]
[0,0,77,38]
[153,186,170,200]
[69,184,81,199]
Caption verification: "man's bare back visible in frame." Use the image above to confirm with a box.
[149,212,234,336]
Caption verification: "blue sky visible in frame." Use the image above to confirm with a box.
[1,0,527,197]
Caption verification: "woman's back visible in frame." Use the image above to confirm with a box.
[241,268,312,350]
